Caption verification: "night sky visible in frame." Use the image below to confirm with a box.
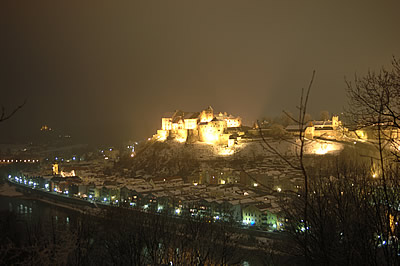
[1,1,400,145]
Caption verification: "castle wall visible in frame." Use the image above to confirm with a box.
[172,119,184,130]
[226,118,241,128]
[332,116,339,128]
[162,118,172,130]
[314,129,337,139]
[156,130,169,140]
[199,109,214,123]
[219,134,230,146]
[158,106,241,145]
[169,129,188,142]
[184,118,198,129]
[199,120,227,144]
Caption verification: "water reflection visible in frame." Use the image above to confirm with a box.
[0,196,77,226]
[16,204,31,215]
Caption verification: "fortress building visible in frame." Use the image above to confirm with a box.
[285,115,346,140]
[155,106,242,145]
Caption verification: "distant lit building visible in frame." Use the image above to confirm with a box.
[52,163,59,175]
[312,116,345,139]
[352,122,400,141]
[285,116,346,140]
[40,125,52,131]
[155,106,242,145]
[242,203,283,230]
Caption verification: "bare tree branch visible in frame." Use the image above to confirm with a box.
[0,99,26,123]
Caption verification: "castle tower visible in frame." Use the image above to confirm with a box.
[332,116,339,128]
[200,106,214,123]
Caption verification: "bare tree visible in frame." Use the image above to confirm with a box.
[319,110,330,121]
[346,57,400,159]
[0,100,26,123]
[345,56,400,265]
[255,71,315,264]
[272,58,400,264]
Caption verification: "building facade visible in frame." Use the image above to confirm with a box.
[156,106,242,145]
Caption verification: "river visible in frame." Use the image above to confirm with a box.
[0,183,291,265]
[0,195,75,225]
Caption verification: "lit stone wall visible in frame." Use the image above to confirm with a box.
[184,118,198,129]
[199,109,214,123]
[219,134,230,146]
[226,118,241,128]
[162,118,172,130]
[156,130,169,141]
[332,116,340,128]
[198,124,216,143]
[313,129,337,139]
[172,120,184,130]
[198,120,227,144]
[170,129,188,142]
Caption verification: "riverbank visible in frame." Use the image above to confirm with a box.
[1,179,103,217]
[0,182,24,197]
[1,178,294,265]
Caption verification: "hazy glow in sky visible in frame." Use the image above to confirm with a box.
[1,1,400,144]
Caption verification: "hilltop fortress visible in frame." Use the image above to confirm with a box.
[155,106,242,145]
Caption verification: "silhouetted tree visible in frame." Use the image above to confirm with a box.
[345,56,400,265]
[281,57,400,265]
[0,100,26,123]
[256,71,315,264]
[319,110,330,121]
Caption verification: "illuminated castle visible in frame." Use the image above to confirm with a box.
[156,106,241,145]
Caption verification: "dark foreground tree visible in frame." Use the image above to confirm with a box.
[280,57,400,265]
[256,71,315,264]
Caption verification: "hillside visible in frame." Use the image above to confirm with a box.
[124,137,353,191]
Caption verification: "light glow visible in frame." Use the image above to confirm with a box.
[61,170,76,177]
[203,130,218,144]
[175,136,186,143]
[157,130,168,141]
[218,147,234,156]
[312,142,341,155]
